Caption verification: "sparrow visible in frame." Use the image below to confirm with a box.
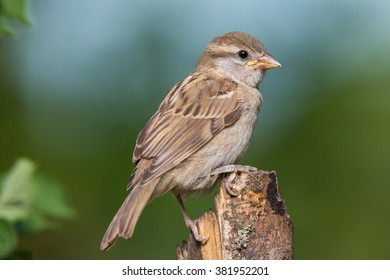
[100,31,281,251]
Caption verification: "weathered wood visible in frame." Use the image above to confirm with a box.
[177,170,293,260]
[177,211,222,260]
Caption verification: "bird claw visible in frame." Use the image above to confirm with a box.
[186,219,209,243]
[224,172,239,196]
[211,164,258,175]
[212,164,258,197]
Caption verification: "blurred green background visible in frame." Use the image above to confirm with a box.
[1,0,390,259]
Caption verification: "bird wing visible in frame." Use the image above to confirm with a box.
[130,74,243,186]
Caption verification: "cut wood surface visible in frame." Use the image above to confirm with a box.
[177,170,293,260]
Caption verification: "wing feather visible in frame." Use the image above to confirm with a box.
[130,74,243,185]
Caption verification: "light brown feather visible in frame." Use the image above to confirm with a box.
[130,74,242,186]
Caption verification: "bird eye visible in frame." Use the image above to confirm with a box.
[238,50,248,59]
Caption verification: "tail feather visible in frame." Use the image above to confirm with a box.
[100,180,157,251]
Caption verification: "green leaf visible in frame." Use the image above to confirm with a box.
[0,0,31,36]
[0,16,14,36]
[0,158,35,222]
[33,173,76,219]
[0,219,17,259]
[0,158,75,257]
[1,0,30,25]
[15,211,58,235]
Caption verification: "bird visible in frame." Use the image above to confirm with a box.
[100,31,281,251]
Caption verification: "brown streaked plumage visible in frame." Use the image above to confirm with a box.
[101,32,281,251]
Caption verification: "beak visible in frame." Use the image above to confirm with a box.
[246,53,281,70]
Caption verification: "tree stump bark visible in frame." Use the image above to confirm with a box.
[177,170,293,260]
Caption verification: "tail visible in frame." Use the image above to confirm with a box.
[100,181,157,251]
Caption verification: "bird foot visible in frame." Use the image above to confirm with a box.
[211,164,258,175]
[211,164,258,197]
[185,218,209,243]
[176,194,208,243]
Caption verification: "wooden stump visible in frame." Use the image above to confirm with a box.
[177,170,293,260]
